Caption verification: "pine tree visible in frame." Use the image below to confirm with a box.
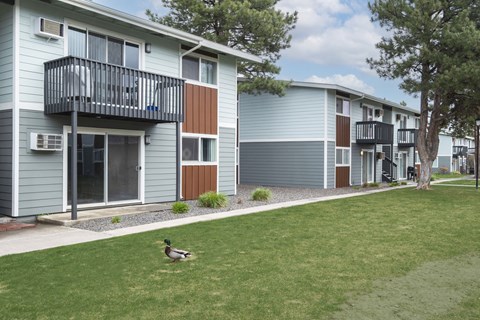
[146,0,297,96]
[367,0,480,189]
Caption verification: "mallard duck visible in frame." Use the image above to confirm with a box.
[164,239,191,262]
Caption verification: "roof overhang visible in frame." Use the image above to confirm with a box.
[45,0,262,63]
[289,81,420,114]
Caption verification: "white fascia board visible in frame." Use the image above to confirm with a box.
[52,0,262,63]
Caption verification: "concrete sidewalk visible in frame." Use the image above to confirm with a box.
[0,179,465,257]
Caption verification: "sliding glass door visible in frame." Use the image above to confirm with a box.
[68,133,140,206]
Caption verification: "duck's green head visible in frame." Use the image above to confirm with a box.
[164,239,171,246]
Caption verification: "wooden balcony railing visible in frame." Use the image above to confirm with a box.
[356,121,393,144]
[397,128,418,147]
[44,56,185,122]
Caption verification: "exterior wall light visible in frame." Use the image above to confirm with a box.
[145,43,152,53]
[145,135,151,145]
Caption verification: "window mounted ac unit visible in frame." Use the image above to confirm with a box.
[34,17,64,40]
[375,109,384,117]
[30,133,63,151]
[394,152,400,159]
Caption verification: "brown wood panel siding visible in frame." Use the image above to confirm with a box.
[336,115,350,147]
[182,165,217,200]
[336,167,350,188]
[182,83,218,134]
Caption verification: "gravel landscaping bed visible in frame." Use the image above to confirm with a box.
[72,184,391,232]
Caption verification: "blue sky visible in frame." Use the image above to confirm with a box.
[93,0,419,110]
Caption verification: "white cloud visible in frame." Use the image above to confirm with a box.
[277,0,382,73]
[305,74,375,94]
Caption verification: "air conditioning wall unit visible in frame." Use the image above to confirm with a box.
[377,152,385,160]
[394,152,400,159]
[34,17,64,40]
[30,133,63,151]
[375,109,384,117]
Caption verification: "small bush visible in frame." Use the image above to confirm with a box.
[388,182,399,187]
[172,202,190,214]
[198,191,229,208]
[368,182,380,188]
[251,188,272,201]
[439,167,449,174]
[400,181,407,185]
[111,216,121,224]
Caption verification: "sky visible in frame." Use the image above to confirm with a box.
[93,0,420,110]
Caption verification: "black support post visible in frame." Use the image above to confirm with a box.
[176,122,181,201]
[71,110,78,220]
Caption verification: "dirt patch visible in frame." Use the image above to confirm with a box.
[332,253,480,320]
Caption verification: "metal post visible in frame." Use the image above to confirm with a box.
[476,121,479,191]
[71,110,78,220]
[176,121,181,201]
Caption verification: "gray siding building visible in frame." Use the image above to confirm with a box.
[0,0,260,218]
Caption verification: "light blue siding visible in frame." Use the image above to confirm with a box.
[240,141,324,188]
[144,123,177,203]
[218,127,235,195]
[434,156,451,173]
[18,0,182,105]
[326,90,336,140]
[438,134,452,156]
[239,87,325,141]
[218,55,237,125]
[0,3,13,104]
[350,143,361,186]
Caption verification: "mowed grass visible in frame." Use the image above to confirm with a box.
[1,187,480,319]
[436,179,477,186]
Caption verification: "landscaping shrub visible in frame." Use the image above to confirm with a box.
[198,191,228,208]
[111,216,121,224]
[400,181,407,185]
[439,167,449,174]
[388,182,399,187]
[368,182,380,187]
[172,202,190,214]
[251,188,272,201]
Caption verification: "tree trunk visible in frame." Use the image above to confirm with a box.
[417,159,433,189]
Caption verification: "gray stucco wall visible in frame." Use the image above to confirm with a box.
[239,141,324,188]
[0,110,12,216]
[218,127,235,195]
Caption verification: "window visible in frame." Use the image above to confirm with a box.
[68,26,139,68]
[182,55,217,85]
[432,158,439,168]
[182,136,217,162]
[336,97,350,116]
[336,148,350,165]
[415,118,420,129]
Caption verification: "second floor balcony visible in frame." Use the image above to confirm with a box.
[397,128,418,147]
[44,56,185,123]
[453,146,468,158]
[356,121,393,144]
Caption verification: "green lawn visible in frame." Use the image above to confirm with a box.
[436,179,477,186]
[432,172,470,180]
[1,187,480,319]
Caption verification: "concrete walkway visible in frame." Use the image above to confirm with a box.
[0,179,469,257]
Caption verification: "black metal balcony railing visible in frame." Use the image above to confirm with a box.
[452,146,468,158]
[356,121,393,144]
[44,56,185,123]
[397,128,418,147]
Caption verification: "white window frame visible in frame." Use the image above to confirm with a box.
[361,149,375,184]
[64,19,143,69]
[182,133,218,165]
[432,157,439,168]
[335,147,351,166]
[336,96,351,117]
[181,52,219,88]
[62,126,145,212]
